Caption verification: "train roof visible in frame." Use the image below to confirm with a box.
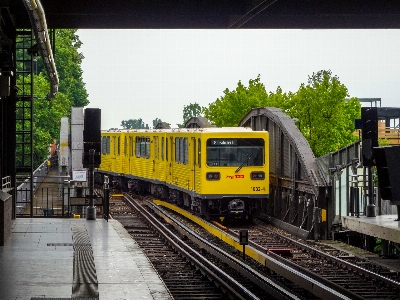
[101,127,265,134]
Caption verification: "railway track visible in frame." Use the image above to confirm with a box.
[110,195,301,300]
[228,221,400,299]
[110,197,226,299]
[109,193,400,299]
[150,198,400,300]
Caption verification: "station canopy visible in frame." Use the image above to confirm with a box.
[11,0,400,29]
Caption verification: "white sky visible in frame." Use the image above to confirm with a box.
[77,29,400,130]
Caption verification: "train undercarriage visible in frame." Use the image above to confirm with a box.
[95,172,265,224]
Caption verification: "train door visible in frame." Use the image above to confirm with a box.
[169,136,173,183]
[153,136,159,180]
[165,136,171,184]
[191,137,196,191]
[122,135,128,174]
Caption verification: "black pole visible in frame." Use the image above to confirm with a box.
[86,149,96,220]
[366,166,376,217]
[103,176,109,221]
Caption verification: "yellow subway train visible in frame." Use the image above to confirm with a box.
[96,127,269,222]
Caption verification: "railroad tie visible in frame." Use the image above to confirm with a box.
[71,223,99,298]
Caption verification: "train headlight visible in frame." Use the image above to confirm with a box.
[250,171,265,180]
[206,172,220,180]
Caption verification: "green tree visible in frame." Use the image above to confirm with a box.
[55,30,88,107]
[121,119,149,129]
[177,103,202,128]
[202,71,360,157]
[290,70,360,156]
[35,30,88,107]
[152,118,162,128]
[203,75,270,126]
[26,29,88,167]
[31,74,72,166]
[183,103,202,123]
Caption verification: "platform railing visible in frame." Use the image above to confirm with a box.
[1,176,11,190]
[16,158,56,216]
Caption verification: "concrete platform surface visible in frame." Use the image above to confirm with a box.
[342,214,400,244]
[0,218,172,300]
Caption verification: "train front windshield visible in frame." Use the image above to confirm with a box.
[206,138,264,167]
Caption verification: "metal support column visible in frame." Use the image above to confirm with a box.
[86,149,96,220]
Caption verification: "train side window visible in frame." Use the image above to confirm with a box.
[192,138,196,166]
[124,136,127,156]
[175,137,180,163]
[154,136,159,160]
[170,137,174,162]
[101,136,107,154]
[145,136,150,158]
[198,138,201,168]
[179,137,183,164]
[161,137,164,161]
[117,137,120,155]
[166,137,168,162]
[140,137,146,157]
[183,138,188,165]
[136,137,141,158]
[130,137,133,157]
[113,136,116,156]
[106,137,110,154]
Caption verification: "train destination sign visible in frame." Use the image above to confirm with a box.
[210,139,237,146]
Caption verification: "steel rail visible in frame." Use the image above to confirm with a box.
[145,199,303,300]
[123,194,257,300]
[256,223,400,289]
[153,199,353,300]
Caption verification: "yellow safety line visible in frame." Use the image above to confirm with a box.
[152,199,267,264]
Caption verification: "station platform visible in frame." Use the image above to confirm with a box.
[340,214,400,273]
[342,214,400,244]
[0,218,172,300]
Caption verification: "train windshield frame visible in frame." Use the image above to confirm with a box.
[206,138,264,167]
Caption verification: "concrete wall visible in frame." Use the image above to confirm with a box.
[0,190,13,245]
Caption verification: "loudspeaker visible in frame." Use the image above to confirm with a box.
[84,108,101,143]
[83,108,101,167]
[361,107,378,166]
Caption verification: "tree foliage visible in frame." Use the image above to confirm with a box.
[54,30,88,107]
[290,70,360,157]
[24,29,88,167]
[33,74,72,165]
[176,103,202,127]
[203,71,361,157]
[34,30,88,107]
[183,103,202,123]
[152,118,162,128]
[121,119,149,129]
[203,75,270,127]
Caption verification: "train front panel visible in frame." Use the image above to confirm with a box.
[197,129,269,197]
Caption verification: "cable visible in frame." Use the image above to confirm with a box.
[229,0,279,29]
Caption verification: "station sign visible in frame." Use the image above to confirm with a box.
[72,170,87,182]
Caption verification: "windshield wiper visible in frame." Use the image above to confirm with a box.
[235,154,249,173]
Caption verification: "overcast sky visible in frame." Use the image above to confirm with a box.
[77,29,400,130]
